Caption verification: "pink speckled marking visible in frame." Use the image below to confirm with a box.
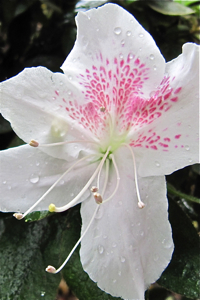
[53,52,182,151]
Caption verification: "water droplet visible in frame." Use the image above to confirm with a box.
[36,162,40,166]
[137,222,141,226]
[118,201,122,206]
[103,235,107,239]
[149,54,155,60]
[114,27,122,35]
[155,161,160,167]
[120,256,126,263]
[98,245,104,254]
[126,30,131,36]
[41,291,45,297]
[96,28,99,32]
[3,181,6,184]
[112,279,117,283]
[119,53,123,59]
[68,75,72,80]
[128,53,134,60]
[139,33,144,38]
[185,145,190,151]
[112,242,117,248]
[188,158,193,163]
[70,193,74,197]
[140,231,144,237]
[153,65,157,71]
[60,81,63,86]
[29,174,40,184]
[118,270,122,276]
[121,39,125,46]
[60,180,65,185]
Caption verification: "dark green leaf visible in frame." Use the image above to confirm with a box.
[25,210,55,222]
[167,183,200,204]
[158,198,200,298]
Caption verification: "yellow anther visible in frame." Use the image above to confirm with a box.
[49,203,56,212]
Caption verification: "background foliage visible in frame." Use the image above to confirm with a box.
[0,0,199,299]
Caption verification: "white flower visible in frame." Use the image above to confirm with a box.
[0,3,199,300]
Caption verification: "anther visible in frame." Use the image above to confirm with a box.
[138,201,145,209]
[29,139,39,147]
[13,212,23,220]
[100,107,106,112]
[46,265,56,273]
[93,192,103,204]
[91,186,98,193]
[49,203,56,212]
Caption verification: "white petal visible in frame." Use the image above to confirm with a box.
[0,145,97,212]
[131,43,199,177]
[80,148,173,299]
[0,67,97,161]
[61,3,165,100]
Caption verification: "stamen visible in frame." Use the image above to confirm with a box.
[14,154,99,220]
[51,146,111,213]
[29,139,99,148]
[46,205,99,274]
[103,154,120,203]
[122,143,145,209]
[91,186,98,193]
[29,140,39,147]
[93,192,103,204]
[100,107,106,112]
[13,213,23,220]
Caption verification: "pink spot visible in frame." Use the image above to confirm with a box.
[120,60,124,68]
[55,90,59,96]
[175,145,178,148]
[175,134,181,139]
[159,143,168,148]
[106,59,109,65]
[92,65,97,70]
[177,122,181,126]
[174,87,182,94]
[86,69,90,73]
[164,91,172,100]
[164,138,171,142]
[170,97,178,102]
[135,58,140,66]
[151,145,158,150]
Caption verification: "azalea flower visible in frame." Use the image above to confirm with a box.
[0,3,199,300]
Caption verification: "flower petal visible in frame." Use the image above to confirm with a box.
[0,145,97,212]
[0,67,99,160]
[131,43,199,177]
[61,3,165,101]
[80,148,173,299]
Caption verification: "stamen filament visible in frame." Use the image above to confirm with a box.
[103,154,120,203]
[29,139,99,147]
[101,158,109,197]
[122,143,145,209]
[46,205,99,274]
[52,146,111,213]
[15,154,99,219]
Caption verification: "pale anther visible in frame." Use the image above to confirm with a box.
[29,139,39,147]
[46,265,56,273]
[13,212,23,220]
[91,186,98,193]
[93,192,103,204]
[138,201,145,209]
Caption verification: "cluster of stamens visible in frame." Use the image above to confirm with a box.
[13,125,145,274]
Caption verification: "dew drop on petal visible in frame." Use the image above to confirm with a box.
[103,235,107,239]
[60,81,63,86]
[185,145,190,151]
[41,291,45,297]
[113,279,117,283]
[29,174,40,184]
[128,53,134,60]
[126,30,131,36]
[121,39,125,45]
[68,75,72,80]
[114,27,122,35]
[98,245,104,254]
[139,33,144,38]
[188,158,193,163]
[119,53,123,59]
[118,201,122,206]
[3,181,6,184]
[120,256,126,263]
[153,65,157,71]
[112,242,117,248]
[155,161,160,167]
[154,254,159,262]
[149,54,155,60]
[118,271,122,276]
